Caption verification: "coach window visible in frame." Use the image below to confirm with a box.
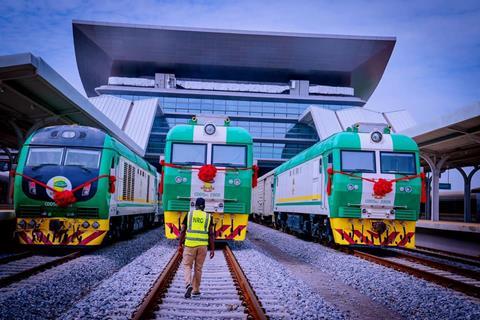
[212,145,246,167]
[341,150,376,173]
[318,158,323,173]
[171,143,206,165]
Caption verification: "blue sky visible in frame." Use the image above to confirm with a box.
[0,0,479,188]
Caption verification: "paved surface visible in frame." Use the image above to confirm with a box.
[250,236,402,320]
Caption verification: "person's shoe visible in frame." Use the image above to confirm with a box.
[192,291,201,298]
[184,284,193,299]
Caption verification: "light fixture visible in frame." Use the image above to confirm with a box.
[175,176,183,184]
[82,184,91,196]
[62,131,76,138]
[405,186,412,193]
[204,123,216,135]
[347,184,355,191]
[92,221,100,229]
[82,221,90,228]
[371,131,383,143]
[234,178,241,186]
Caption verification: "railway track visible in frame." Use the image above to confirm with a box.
[0,251,82,288]
[133,245,267,320]
[409,246,480,267]
[352,248,480,298]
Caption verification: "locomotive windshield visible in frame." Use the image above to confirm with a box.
[65,149,101,169]
[26,148,63,167]
[212,145,246,167]
[171,143,206,165]
[380,152,416,175]
[341,150,376,173]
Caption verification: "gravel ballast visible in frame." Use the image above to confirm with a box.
[63,236,176,320]
[0,227,165,320]
[232,241,347,319]
[248,223,480,319]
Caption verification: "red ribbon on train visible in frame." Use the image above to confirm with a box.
[159,160,259,193]
[11,171,116,208]
[326,168,426,203]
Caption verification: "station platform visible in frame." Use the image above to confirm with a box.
[415,219,480,258]
[416,219,480,233]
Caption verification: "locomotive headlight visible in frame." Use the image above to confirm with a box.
[371,131,383,143]
[234,178,241,186]
[61,131,76,138]
[175,176,183,184]
[82,184,91,196]
[28,220,36,228]
[399,186,405,192]
[82,221,90,228]
[28,181,36,195]
[405,186,412,193]
[347,184,355,191]
[92,221,100,229]
[204,123,216,135]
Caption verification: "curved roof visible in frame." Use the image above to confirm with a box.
[73,20,395,101]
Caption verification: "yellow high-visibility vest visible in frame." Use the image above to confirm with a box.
[185,209,210,247]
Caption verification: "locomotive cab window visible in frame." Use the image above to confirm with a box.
[26,148,63,167]
[380,152,416,175]
[65,149,101,169]
[171,143,206,165]
[212,145,246,167]
[341,150,376,173]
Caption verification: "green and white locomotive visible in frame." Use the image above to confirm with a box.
[13,125,160,246]
[161,116,256,241]
[253,124,424,248]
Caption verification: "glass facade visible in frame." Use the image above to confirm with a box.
[115,94,352,173]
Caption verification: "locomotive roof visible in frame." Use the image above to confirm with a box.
[28,125,107,148]
[26,125,157,173]
[275,131,418,175]
[166,124,252,144]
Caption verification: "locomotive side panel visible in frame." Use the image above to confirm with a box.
[274,157,324,215]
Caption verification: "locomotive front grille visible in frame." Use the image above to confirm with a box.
[76,207,99,218]
[18,205,43,217]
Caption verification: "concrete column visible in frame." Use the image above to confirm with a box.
[422,154,448,221]
[456,166,480,223]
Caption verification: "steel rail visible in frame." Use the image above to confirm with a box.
[0,251,32,264]
[132,246,267,320]
[224,245,267,320]
[132,250,183,320]
[411,246,480,267]
[0,251,82,288]
[392,250,480,281]
[352,249,480,298]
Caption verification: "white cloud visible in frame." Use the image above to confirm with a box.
[0,0,478,120]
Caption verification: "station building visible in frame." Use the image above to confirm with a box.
[72,20,410,174]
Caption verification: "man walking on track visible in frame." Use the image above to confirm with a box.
[178,197,215,299]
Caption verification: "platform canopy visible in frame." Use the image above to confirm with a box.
[73,20,395,101]
[299,106,416,140]
[403,102,480,168]
[0,53,143,156]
